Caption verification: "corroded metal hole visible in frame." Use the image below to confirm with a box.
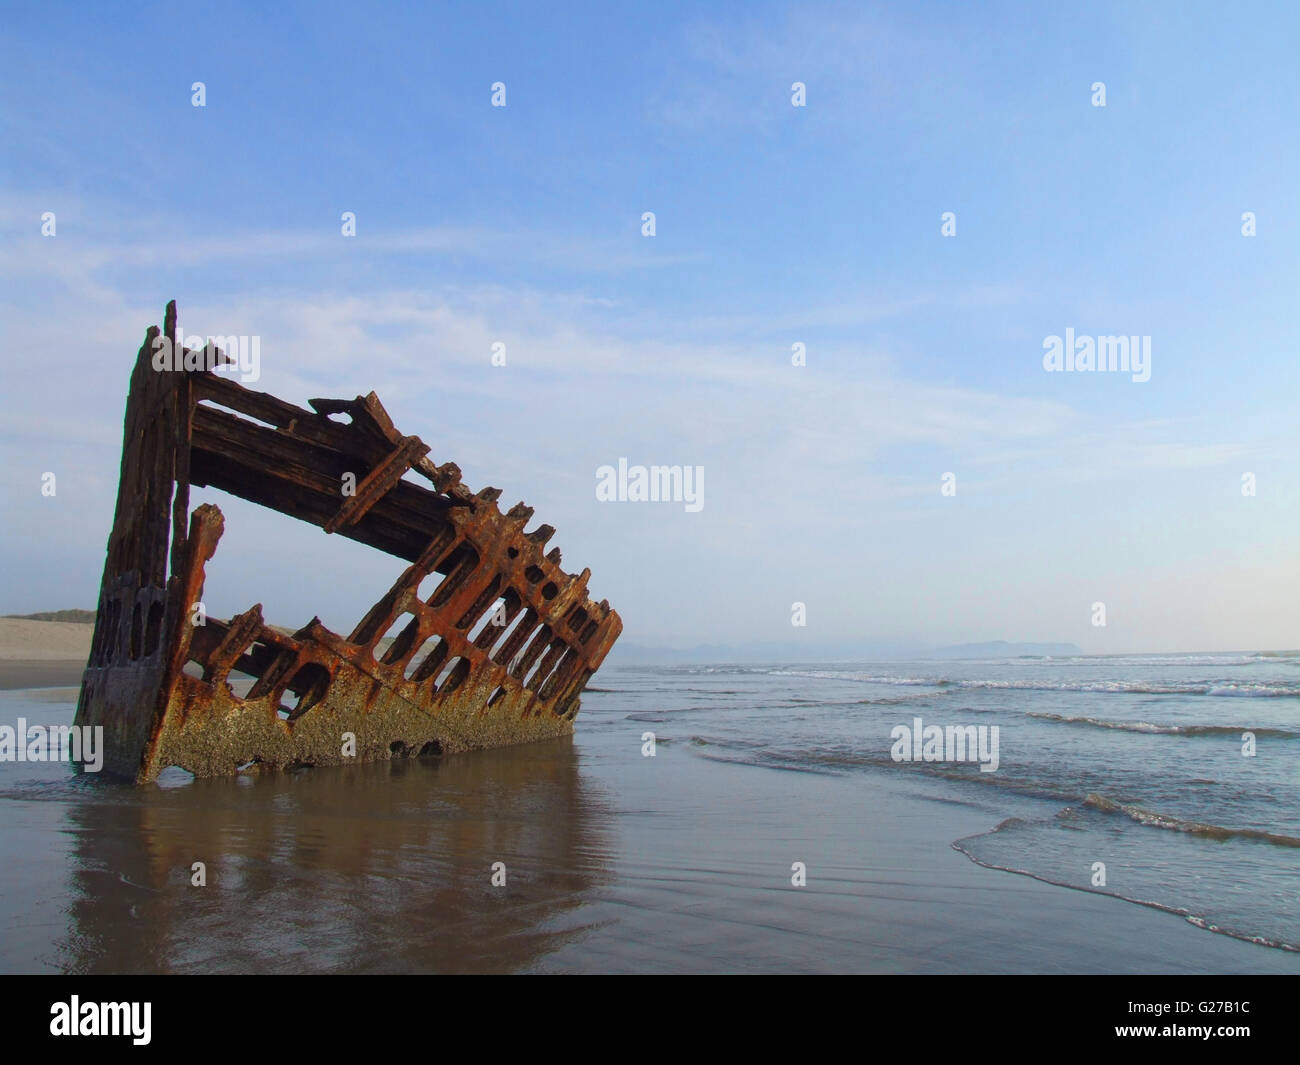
[129,600,144,660]
[375,611,418,664]
[434,656,470,694]
[405,634,443,680]
[278,662,331,719]
[144,599,164,656]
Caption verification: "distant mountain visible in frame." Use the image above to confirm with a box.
[606,638,1085,665]
[0,614,1085,662]
[931,640,1083,659]
[604,639,930,665]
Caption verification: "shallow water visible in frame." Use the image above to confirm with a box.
[1,653,1297,972]
[647,654,1300,952]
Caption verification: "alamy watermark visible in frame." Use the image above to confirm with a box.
[0,719,104,771]
[151,333,261,383]
[1042,329,1150,382]
[50,997,150,1045]
[890,716,999,773]
[596,459,704,512]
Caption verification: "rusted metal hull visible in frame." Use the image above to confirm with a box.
[75,302,622,783]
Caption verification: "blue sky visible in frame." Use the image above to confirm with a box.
[2,1,1298,653]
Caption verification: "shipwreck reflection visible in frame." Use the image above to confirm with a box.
[57,740,613,973]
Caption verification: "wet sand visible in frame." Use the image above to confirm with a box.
[0,661,85,690]
[1,683,1296,973]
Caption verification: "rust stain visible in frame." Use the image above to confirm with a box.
[75,302,622,783]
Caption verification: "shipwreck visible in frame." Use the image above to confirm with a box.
[75,302,622,783]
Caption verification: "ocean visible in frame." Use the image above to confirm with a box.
[1,652,1297,973]
[638,653,1300,954]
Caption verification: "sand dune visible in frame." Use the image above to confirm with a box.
[0,618,92,661]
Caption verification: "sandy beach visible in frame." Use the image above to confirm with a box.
[0,618,90,689]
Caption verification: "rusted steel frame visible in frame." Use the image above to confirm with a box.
[74,301,622,783]
[324,435,431,533]
[189,405,458,561]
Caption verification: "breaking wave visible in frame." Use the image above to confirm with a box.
[952,821,1300,954]
[1027,712,1299,737]
[1082,793,1300,848]
[766,669,1300,698]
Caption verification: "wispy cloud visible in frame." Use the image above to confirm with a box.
[647,5,957,133]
